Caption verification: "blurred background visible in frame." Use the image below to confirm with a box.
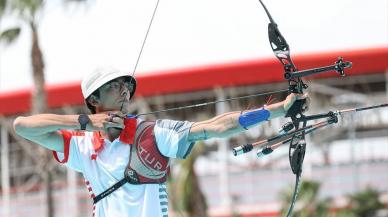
[0,0,387,216]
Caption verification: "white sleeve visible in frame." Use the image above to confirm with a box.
[153,119,195,159]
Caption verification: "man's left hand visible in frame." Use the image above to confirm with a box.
[283,93,309,113]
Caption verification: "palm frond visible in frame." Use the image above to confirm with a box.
[0,27,21,45]
[9,0,44,20]
[0,0,6,16]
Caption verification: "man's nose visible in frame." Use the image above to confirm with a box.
[120,86,130,99]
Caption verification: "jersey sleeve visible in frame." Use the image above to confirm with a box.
[52,130,88,172]
[153,119,195,159]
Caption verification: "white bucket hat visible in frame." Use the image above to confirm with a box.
[81,66,137,99]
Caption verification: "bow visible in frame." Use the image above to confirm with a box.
[258,1,310,216]
[228,1,354,216]
[122,1,386,217]
[257,1,356,215]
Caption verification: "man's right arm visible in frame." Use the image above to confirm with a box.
[13,113,124,152]
[13,114,81,152]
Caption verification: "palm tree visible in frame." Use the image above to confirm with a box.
[1,1,51,216]
[169,142,208,217]
[0,0,46,113]
[1,1,88,216]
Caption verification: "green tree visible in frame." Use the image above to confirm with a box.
[280,180,332,217]
[336,187,384,217]
[280,180,386,217]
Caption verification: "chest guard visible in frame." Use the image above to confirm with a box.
[92,120,171,204]
[124,121,170,184]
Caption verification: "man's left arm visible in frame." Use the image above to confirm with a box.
[188,93,304,142]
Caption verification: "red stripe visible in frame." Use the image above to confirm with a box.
[52,130,71,163]
[92,132,104,153]
[84,178,97,217]
[1,47,387,116]
[90,154,97,160]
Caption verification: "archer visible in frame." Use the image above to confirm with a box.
[13,66,304,217]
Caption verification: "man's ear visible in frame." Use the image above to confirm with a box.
[88,95,101,107]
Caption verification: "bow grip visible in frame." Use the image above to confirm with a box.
[285,98,307,119]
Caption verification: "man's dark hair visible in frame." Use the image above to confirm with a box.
[85,89,100,114]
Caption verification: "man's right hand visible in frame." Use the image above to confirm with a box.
[88,111,125,131]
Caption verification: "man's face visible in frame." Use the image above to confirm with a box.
[95,77,134,113]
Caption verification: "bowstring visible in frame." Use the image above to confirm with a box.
[119,1,286,216]
[121,0,161,112]
[121,1,185,217]
[136,89,289,117]
[132,0,160,77]
[121,0,289,116]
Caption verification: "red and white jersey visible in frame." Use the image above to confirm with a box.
[53,119,194,217]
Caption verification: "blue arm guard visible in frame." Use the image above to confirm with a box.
[238,108,270,129]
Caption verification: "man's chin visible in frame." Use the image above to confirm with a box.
[118,104,131,114]
[100,104,130,113]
